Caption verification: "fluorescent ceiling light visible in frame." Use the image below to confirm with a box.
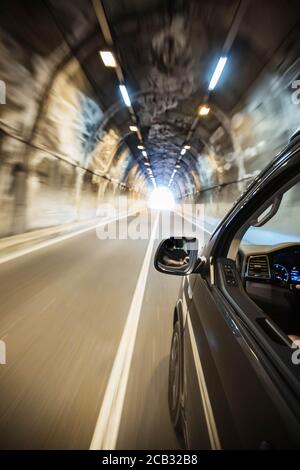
[99,51,117,68]
[119,84,131,107]
[142,150,147,157]
[208,56,227,91]
[184,145,191,150]
[180,148,186,156]
[137,145,144,150]
[129,125,138,132]
[198,105,210,116]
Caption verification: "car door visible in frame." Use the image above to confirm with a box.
[183,144,300,449]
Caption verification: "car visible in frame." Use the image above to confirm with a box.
[154,133,300,449]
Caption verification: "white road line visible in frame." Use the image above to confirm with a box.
[0,211,134,265]
[187,314,221,450]
[89,213,159,450]
[175,210,213,234]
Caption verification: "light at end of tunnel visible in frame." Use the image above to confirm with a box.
[99,51,117,68]
[129,125,138,132]
[119,84,131,107]
[198,105,210,116]
[148,186,175,210]
[208,56,227,91]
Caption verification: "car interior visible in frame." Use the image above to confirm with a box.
[235,179,300,346]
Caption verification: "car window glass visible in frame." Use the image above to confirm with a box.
[238,181,300,343]
[241,182,300,247]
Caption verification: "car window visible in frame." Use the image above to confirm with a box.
[241,182,300,247]
[237,180,300,344]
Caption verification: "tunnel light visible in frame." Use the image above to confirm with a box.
[180,148,186,156]
[208,56,227,91]
[99,51,117,68]
[184,145,191,150]
[137,145,144,150]
[148,186,175,210]
[129,125,138,132]
[119,84,131,107]
[142,150,147,157]
[198,105,210,116]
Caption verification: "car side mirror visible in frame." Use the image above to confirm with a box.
[154,237,201,276]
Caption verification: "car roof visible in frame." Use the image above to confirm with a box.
[289,128,300,144]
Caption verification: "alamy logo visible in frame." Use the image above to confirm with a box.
[291,80,300,105]
[291,342,300,365]
[0,80,6,104]
[0,340,6,364]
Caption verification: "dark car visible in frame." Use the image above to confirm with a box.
[154,132,300,449]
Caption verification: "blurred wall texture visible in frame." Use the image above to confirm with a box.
[0,3,145,237]
[193,26,300,218]
[0,3,300,236]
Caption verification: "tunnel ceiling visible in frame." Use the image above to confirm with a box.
[5,0,300,198]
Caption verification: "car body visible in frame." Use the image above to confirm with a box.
[154,134,300,449]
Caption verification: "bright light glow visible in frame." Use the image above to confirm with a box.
[184,145,191,149]
[144,162,150,166]
[198,105,210,116]
[180,148,186,155]
[119,84,131,107]
[208,56,227,91]
[142,150,147,157]
[175,164,181,169]
[129,125,138,132]
[137,145,144,150]
[148,186,175,210]
[99,51,117,67]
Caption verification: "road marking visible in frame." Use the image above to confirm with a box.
[176,210,213,235]
[90,213,159,450]
[187,314,221,450]
[0,211,135,265]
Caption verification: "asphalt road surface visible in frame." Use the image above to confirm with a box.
[0,210,209,449]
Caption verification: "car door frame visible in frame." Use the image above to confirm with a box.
[198,141,300,444]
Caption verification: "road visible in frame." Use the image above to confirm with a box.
[0,210,208,449]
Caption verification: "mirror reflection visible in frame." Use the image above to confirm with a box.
[157,237,197,274]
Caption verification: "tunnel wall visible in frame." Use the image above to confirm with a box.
[0,4,144,237]
[194,39,300,222]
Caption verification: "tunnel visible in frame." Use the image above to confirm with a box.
[0,0,300,457]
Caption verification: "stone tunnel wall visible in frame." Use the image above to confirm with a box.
[194,45,300,222]
[0,5,145,237]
